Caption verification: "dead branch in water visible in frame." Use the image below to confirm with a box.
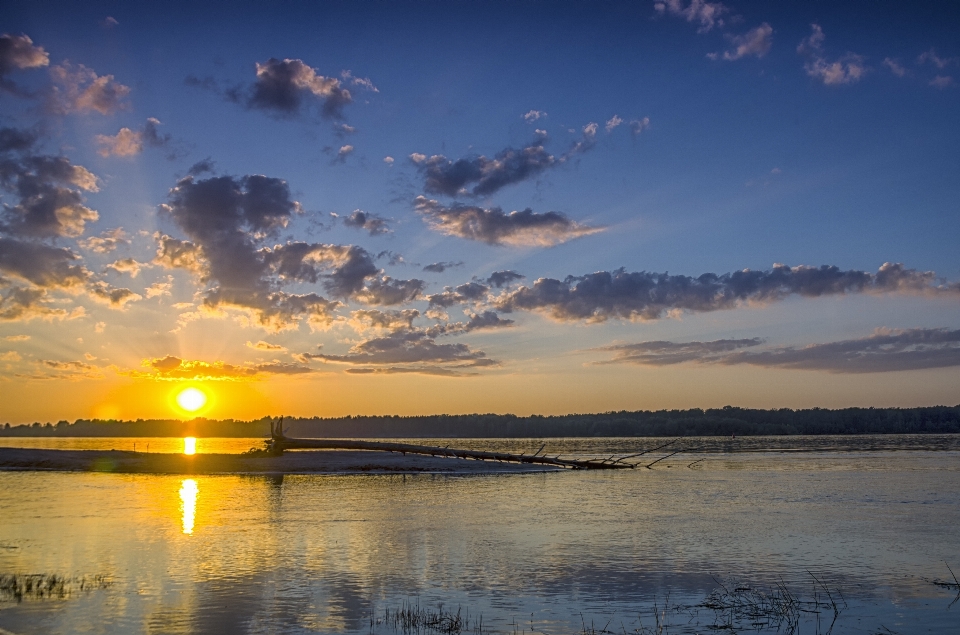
[267,417,690,470]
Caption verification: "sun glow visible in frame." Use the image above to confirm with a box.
[183,437,197,455]
[176,387,207,412]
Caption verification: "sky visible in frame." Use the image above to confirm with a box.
[1,0,959,424]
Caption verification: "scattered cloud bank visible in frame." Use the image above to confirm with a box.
[410,125,597,198]
[130,355,312,380]
[797,24,866,85]
[654,0,729,33]
[339,209,391,235]
[596,328,960,373]
[414,196,602,247]
[493,262,960,322]
[95,118,173,157]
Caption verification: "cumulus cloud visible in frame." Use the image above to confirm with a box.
[0,286,69,321]
[486,270,524,288]
[0,34,49,94]
[427,281,490,308]
[48,61,130,114]
[95,118,173,157]
[0,238,90,288]
[383,156,394,165]
[422,261,464,273]
[79,227,129,254]
[716,23,773,61]
[0,151,100,239]
[654,0,729,33]
[414,196,603,247]
[797,24,867,86]
[605,115,623,132]
[144,276,173,299]
[131,355,312,380]
[596,328,960,374]
[493,262,960,323]
[0,127,39,153]
[352,276,425,306]
[523,110,546,122]
[105,258,146,278]
[87,280,142,307]
[226,58,353,119]
[427,310,515,337]
[348,308,419,333]
[340,209,391,235]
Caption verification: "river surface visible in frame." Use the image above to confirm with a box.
[1,436,958,634]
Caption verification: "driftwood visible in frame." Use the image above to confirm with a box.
[268,418,650,470]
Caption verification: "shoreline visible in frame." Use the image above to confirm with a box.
[0,448,562,475]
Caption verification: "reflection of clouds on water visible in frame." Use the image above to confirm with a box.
[180,479,197,534]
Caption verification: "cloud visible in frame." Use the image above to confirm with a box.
[0,151,100,239]
[0,127,39,153]
[30,359,102,380]
[246,340,287,352]
[486,270,524,288]
[883,58,907,77]
[427,281,490,308]
[144,276,173,298]
[717,23,773,61]
[48,61,130,114]
[310,329,494,369]
[797,24,866,86]
[153,233,205,274]
[422,261,464,273]
[493,262,960,322]
[100,17,119,29]
[131,355,313,380]
[596,328,960,374]
[105,258,146,278]
[340,69,378,93]
[352,276,425,306]
[348,308,419,333]
[930,75,954,89]
[3,334,30,341]
[917,49,958,70]
[630,118,651,137]
[0,238,89,288]
[231,58,353,119]
[0,34,49,94]
[523,110,546,122]
[605,115,623,132]
[334,144,354,162]
[341,209,391,235]
[0,286,68,321]
[87,280,142,307]
[383,156,394,165]
[414,196,603,247]
[95,118,172,157]
[654,0,729,33]
[78,228,129,254]
[427,310,515,336]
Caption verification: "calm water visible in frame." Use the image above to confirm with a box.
[1,436,958,634]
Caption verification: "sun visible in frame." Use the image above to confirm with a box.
[176,387,207,413]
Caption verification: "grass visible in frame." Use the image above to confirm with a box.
[372,600,482,635]
[0,573,110,602]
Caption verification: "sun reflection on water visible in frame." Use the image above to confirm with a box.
[179,479,198,535]
[183,437,196,455]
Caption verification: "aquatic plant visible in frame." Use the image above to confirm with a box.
[0,573,110,602]
[374,600,483,634]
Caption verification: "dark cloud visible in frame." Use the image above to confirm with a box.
[0,286,68,321]
[349,308,419,332]
[0,152,100,239]
[133,355,313,380]
[414,196,602,247]
[486,270,524,288]
[427,311,515,336]
[0,34,49,94]
[411,127,597,198]
[87,280,141,307]
[597,328,960,373]
[422,261,464,274]
[341,209,391,235]
[0,127,39,153]
[187,158,216,176]
[427,281,490,308]
[235,58,352,119]
[0,238,89,288]
[494,263,960,322]
[353,276,425,306]
[310,329,495,371]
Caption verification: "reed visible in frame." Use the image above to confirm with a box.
[0,573,110,602]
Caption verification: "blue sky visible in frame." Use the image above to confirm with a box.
[1,1,959,422]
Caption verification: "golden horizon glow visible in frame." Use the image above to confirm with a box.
[179,479,198,534]
[183,436,196,455]
[176,387,207,413]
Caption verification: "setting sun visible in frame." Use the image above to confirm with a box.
[176,388,207,413]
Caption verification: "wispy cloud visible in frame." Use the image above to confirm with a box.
[797,24,867,85]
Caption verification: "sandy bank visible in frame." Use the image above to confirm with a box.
[0,448,561,475]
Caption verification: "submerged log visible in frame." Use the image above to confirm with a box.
[272,428,635,470]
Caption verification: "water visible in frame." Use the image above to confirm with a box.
[1,437,958,634]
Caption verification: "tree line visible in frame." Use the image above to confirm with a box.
[2,405,959,438]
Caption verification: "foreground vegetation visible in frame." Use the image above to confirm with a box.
[2,405,959,438]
